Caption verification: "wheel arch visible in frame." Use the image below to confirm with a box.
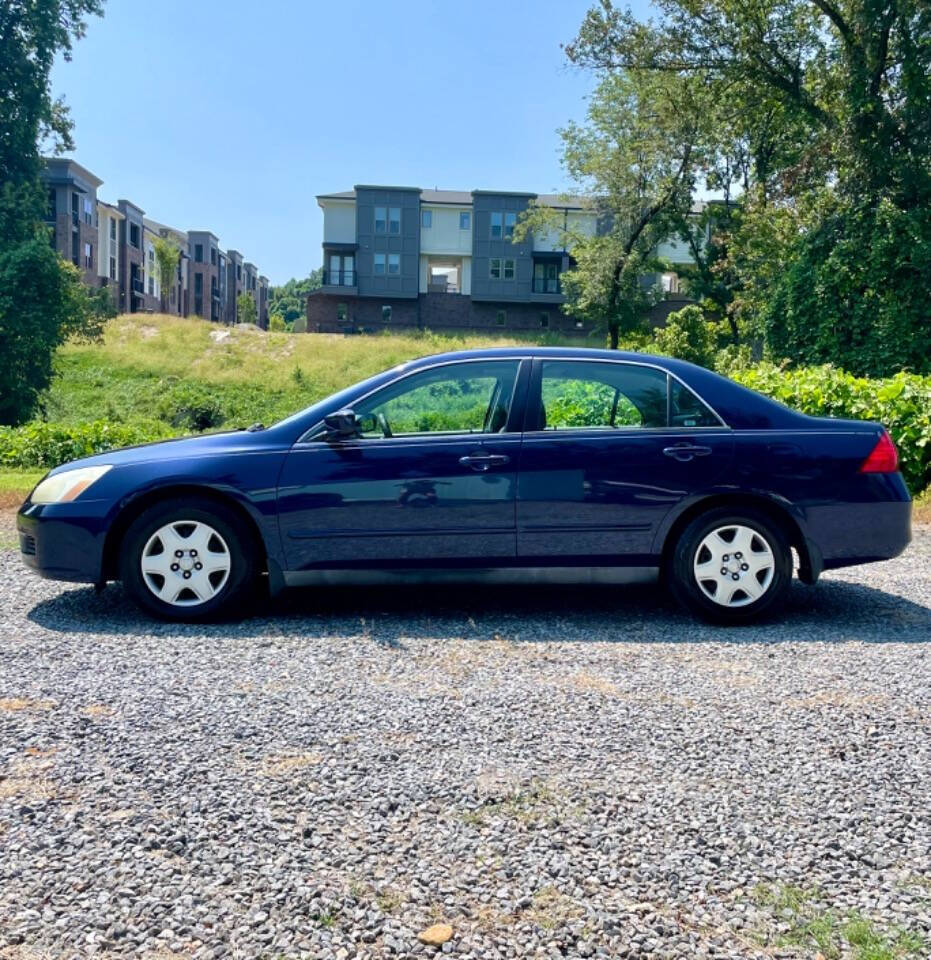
[658,493,821,584]
[102,483,269,582]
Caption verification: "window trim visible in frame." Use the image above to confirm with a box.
[373,252,386,275]
[387,253,400,276]
[489,257,515,280]
[523,357,728,434]
[296,356,531,445]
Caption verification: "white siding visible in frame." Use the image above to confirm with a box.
[532,209,597,252]
[654,236,697,265]
[461,256,471,296]
[420,205,472,255]
[321,200,356,244]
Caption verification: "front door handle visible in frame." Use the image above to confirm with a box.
[458,453,510,472]
[663,443,713,462]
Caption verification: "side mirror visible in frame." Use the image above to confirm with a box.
[322,409,361,441]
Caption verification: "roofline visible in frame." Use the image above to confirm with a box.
[353,183,422,192]
[41,157,103,189]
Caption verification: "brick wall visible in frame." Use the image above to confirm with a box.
[308,292,591,336]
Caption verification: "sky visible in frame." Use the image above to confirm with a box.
[50,0,652,286]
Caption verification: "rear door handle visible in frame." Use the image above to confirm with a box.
[663,443,712,462]
[458,453,510,472]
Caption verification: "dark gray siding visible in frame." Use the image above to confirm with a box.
[355,186,420,299]
[470,192,535,302]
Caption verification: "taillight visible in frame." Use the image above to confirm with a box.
[859,430,899,473]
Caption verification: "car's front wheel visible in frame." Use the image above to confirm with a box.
[668,507,792,624]
[119,497,256,621]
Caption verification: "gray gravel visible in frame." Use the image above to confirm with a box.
[1,532,930,960]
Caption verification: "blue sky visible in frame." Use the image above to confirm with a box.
[51,0,651,285]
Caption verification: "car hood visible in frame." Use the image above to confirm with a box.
[44,429,282,476]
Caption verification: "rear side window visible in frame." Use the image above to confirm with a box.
[540,361,667,429]
[537,360,721,430]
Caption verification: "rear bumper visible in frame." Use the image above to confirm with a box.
[16,500,109,583]
[805,499,912,572]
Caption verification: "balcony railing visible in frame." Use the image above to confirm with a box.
[532,276,562,294]
[323,269,356,287]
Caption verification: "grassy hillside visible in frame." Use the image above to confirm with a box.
[43,314,600,428]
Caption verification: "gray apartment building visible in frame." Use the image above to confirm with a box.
[308,184,701,334]
[39,157,269,328]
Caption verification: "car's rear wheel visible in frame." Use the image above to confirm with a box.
[668,507,792,624]
[119,497,256,621]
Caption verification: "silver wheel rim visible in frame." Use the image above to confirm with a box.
[693,524,775,608]
[140,520,231,607]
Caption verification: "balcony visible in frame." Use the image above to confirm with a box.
[323,268,356,287]
[131,277,145,294]
[532,276,562,295]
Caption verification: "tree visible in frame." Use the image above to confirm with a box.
[0,0,110,425]
[565,0,931,374]
[153,236,179,314]
[521,69,708,347]
[268,269,322,326]
[236,292,257,326]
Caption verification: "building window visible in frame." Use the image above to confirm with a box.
[194,273,203,295]
[194,243,203,262]
[490,211,517,239]
[109,256,116,280]
[236,264,241,280]
[148,277,155,296]
[389,207,400,234]
[459,211,470,230]
[129,223,140,248]
[489,258,515,280]
[495,310,506,326]
[109,218,116,242]
[47,188,57,221]
[337,302,348,322]
[83,197,93,225]
[540,313,549,329]
[374,253,386,275]
[382,305,392,322]
[84,242,92,269]
[490,212,502,239]
[388,253,400,275]
[210,248,217,266]
[195,297,203,315]
[421,209,432,228]
[504,212,516,238]
[375,206,386,233]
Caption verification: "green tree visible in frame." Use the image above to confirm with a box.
[153,236,179,313]
[0,0,110,425]
[268,313,286,331]
[521,70,706,347]
[566,0,931,374]
[236,291,257,326]
[268,268,322,326]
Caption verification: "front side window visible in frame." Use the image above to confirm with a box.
[490,211,503,239]
[84,242,92,268]
[374,253,386,275]
[459,211,471,230]
[503,258,515,280]
[489,258,501,279]
[389,207,401,234]
[351,359,521,438]
[539,360,668,430]
[374,206,386,233]
[130,223,140,248]
[504,211,516,238]
[388,253,400,275]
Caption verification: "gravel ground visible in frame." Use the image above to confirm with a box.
[1,532,930,960]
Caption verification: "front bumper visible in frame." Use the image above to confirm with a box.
[16,499,111,583]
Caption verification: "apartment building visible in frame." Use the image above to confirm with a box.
[308,184,702,333]
[40,158,268,325]
[43,158,101,286]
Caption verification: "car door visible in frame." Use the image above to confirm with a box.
[277,358,528,570]
[516,358,734,564]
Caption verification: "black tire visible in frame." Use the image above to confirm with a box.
[118,497,257,621]
[667,507,792,624]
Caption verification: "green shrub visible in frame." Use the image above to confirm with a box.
[155,381,225,431]
[0,420,173,469]
[731,365,931,493]
[652,305,721,369]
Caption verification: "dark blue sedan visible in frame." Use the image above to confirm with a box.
[17,348,911,623]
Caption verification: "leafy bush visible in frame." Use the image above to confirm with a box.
[0,420,172,469]
[731,365,931,493]
[155,381,225,431]
[652,305,721,369]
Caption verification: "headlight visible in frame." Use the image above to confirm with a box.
[30,465,112,504]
